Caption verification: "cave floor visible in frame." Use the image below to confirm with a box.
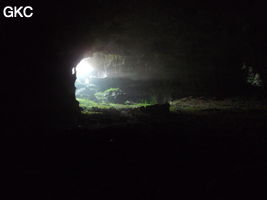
[77,97,267,132]
[3,98,267,200]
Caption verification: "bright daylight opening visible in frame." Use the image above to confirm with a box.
[73,53,154,113]
[76,58,94,79]
[74,56,117,108]
[74,57,99,101]
[74,58,94,85]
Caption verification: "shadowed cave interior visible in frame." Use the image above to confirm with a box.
[3,1,267,132]
[2,1,267,200]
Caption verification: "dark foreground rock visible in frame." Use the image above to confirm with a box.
[139,103,170,114]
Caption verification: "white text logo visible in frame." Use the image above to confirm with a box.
[3,6,33,18]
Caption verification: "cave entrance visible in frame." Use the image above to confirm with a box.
[74,52,136,108]
[74,56,108,102]
[73,52,156,111]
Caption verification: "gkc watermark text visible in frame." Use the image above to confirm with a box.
[3,6,33,18]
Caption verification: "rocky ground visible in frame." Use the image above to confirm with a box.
[3,97,267,199]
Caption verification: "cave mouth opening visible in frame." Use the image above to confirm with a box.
[73,52,137,110]
[73,52,174,111]
[74,56,109,104]
[73,52,156,111]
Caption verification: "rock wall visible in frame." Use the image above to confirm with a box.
[2,1,267,133]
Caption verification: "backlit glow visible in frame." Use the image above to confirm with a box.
[76,58,94,78]
[74,55,110,100]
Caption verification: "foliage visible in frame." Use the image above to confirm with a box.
[76,98,151,113]
[77,98,109,109]
[241,65,263,88]
[247,69,263,87]
[95,88,127,103]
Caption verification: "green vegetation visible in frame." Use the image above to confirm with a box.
[170,97,267,113]
[95,88,125,103]
[77,98,151,113]
[242,65,263,87]
[78,96,267,117]
[77,97,267,130]
[77,98,110,109]
[95,88,118,102]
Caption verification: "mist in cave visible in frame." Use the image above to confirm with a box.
[2,1,267,199]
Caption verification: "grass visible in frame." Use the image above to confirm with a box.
[77,98,111,109]
[77,98,151,113]
[76,96,267,130]
[78,97,267,116]
[170,97,267,113]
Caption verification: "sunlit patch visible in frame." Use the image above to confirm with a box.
[76,58,94,78]
[75,57,106,101]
